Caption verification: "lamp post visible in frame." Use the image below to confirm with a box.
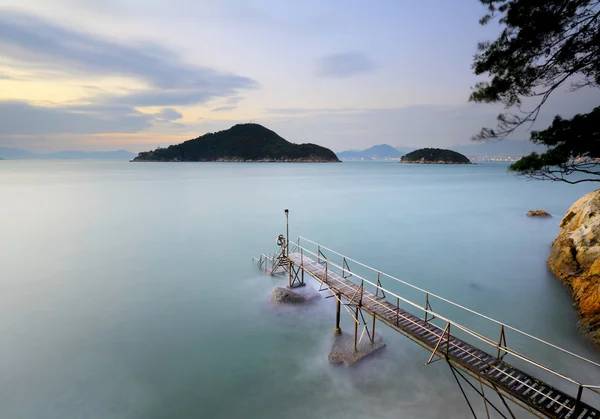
[284,209,289,257]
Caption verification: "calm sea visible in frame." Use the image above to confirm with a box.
[1,160,599,419]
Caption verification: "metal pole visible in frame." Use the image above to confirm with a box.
[448,363,478,419]
[354,305,359,351]
[425,293,429,323]
[574,385,583,416]
[497,325,505,359]
[371,314,376,343]
[284,209,289,257]
[335,295,342,334]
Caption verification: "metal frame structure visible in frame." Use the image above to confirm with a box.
[255,228,600,419]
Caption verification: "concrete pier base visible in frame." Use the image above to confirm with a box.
[328,332,385,366]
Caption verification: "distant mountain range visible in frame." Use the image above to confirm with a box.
[0,147,135,160]
[337,144,413,161]
[336,140,547,161]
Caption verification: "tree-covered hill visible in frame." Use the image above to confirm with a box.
[132,124,340,162]
[400,148,471,164]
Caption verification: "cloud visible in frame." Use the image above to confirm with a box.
[315,52,376,79]
[212,106,236,112]
[0,100,153,135]
[155,108,182,121]
[0,11,258,106]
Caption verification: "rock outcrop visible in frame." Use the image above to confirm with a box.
[271,287,306,304]
[548,190,600,348]
[527,210,552,217]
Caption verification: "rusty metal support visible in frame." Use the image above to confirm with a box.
[497,325,506,360]
[574,385,584,417]
[371,313,376,342]
[427,323,450,365]
[335,294,342,334]
[446,324,451,356]
[491,383,517,419]
[451,366,509,419]
[354,305,359,351]
[479,377,491,419]
[342,257,352,279]
[448,363,478,419]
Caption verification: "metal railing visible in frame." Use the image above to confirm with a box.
[284,236,600,410]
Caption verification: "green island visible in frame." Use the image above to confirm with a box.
[400,148,471,164]
[132,123,340,163]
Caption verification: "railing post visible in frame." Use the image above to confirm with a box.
[318,245,321,264]
[574,385,583,416]
[425,293,429,323]
[446,324,451,357]
[396,297,400,325]
[497,324,505,360]
[360,280,364,306]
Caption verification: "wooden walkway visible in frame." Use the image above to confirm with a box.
[288,253,600,419]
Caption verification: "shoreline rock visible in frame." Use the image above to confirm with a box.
[527,209,552,217]
[548,190,600,348]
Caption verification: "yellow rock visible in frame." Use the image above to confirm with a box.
[549,189,600,349]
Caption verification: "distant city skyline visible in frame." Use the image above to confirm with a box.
[0,1,597,153]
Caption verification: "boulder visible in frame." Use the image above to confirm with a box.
[527,209,552,217]
[271,287,306,304]
[549,190,600,348]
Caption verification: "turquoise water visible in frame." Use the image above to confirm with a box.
[0,160,599,418]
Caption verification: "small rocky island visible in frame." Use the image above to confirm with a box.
[132,123,340,162]
[400,148,471,164]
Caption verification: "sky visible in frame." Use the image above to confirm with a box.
[0,0,597,153]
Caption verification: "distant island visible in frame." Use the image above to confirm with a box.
[132,123,340,163]
[400,148,471,164]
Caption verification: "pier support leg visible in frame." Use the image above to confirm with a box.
[334,295,342,334]
[371,314,376,343]
[287,260,292,288]
[354,306,359,352]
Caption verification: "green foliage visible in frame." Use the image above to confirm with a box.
[400,148,471,164]
[509,106,600,183]
[133,123,339,162]
[472,0,600,182]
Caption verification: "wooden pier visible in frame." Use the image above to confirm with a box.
[256,223,600,419]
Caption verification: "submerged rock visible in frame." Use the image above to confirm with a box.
[527,209,552,217]
[548,190,600,348]
[328,332,386,366]
[271,287,306,304]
